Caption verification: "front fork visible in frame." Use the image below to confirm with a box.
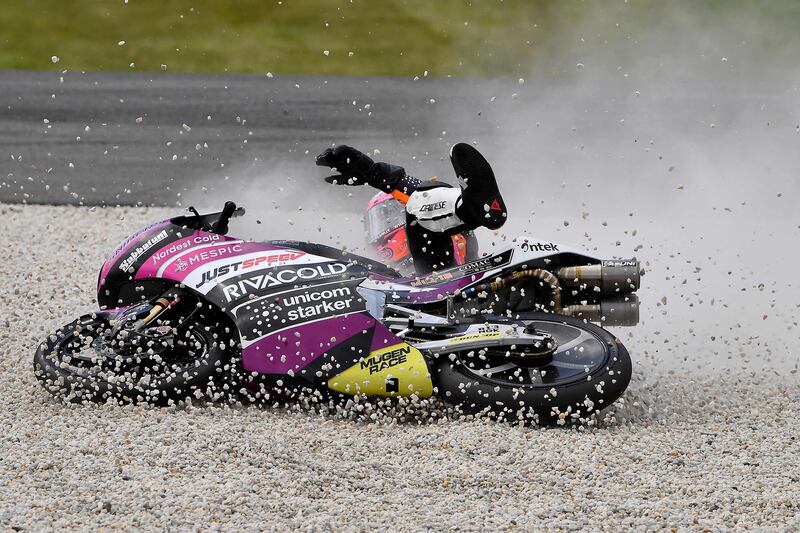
[106,290,188,357]
[128,296,181,332]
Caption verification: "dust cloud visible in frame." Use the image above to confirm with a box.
[194,1,799,374]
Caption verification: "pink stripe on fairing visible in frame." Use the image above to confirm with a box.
[135,239,284,282]
[132,232,234,279]
[99,220,172,282]
[171,241,287,282]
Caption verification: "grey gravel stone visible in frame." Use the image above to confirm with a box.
[1,204,798,531]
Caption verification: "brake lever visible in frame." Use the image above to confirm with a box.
[187,206,203,230]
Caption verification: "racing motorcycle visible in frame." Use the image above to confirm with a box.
[34,201,641,423]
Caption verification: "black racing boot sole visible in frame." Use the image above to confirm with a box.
[450,142,507,230]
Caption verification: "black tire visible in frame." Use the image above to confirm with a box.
[33,314,231,405]
[431,313,632,424]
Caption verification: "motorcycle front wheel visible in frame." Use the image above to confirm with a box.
[431,313,632,424]
[33,313,231,405]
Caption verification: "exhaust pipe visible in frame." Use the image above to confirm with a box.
[562,294,640,326]
[557,259,640,295]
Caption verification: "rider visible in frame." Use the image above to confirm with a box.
[316,142,507,274]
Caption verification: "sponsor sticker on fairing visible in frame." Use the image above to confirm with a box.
[447,331,502,343]
[195,251,305,288]
[150,234,225,266]
[520,241,560,253]
[220,262,348,302]
[360,345,411,374]
[118,230,168,271]
[234,278,366,341]
[283,285,355,320]
[455,249,514,277]
[410,271,455,287]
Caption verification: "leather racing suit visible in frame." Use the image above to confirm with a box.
[316,143,507,274]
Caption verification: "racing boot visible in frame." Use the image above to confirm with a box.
[405,143,507,234]
[450,142,507,230]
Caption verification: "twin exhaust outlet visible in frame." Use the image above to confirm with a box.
[454,259,642,326]
[557,260,641,326]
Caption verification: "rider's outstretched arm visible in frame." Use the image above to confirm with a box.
[366,162,421,205]
[315,145,421,204]
[316,143,507,234]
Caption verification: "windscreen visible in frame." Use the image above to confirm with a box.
[365,199,406,242]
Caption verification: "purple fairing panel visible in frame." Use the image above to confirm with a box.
[98,219,174,287]
[242,311,382,374]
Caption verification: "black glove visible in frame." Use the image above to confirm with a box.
[315,145,376,186]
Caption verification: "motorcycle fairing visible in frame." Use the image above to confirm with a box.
[97,218,356,306]
[96,217,434,397]
[327,341,432,397]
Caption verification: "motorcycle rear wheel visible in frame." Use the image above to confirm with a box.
[33,314,231,405]
[431,313,632,424]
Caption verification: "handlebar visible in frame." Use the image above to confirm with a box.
[177,201,245,233]
[211,201,237,235]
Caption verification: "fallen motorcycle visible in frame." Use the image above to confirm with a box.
[34,201,640,423]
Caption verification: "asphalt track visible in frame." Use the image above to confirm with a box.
[0,70,517,206]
